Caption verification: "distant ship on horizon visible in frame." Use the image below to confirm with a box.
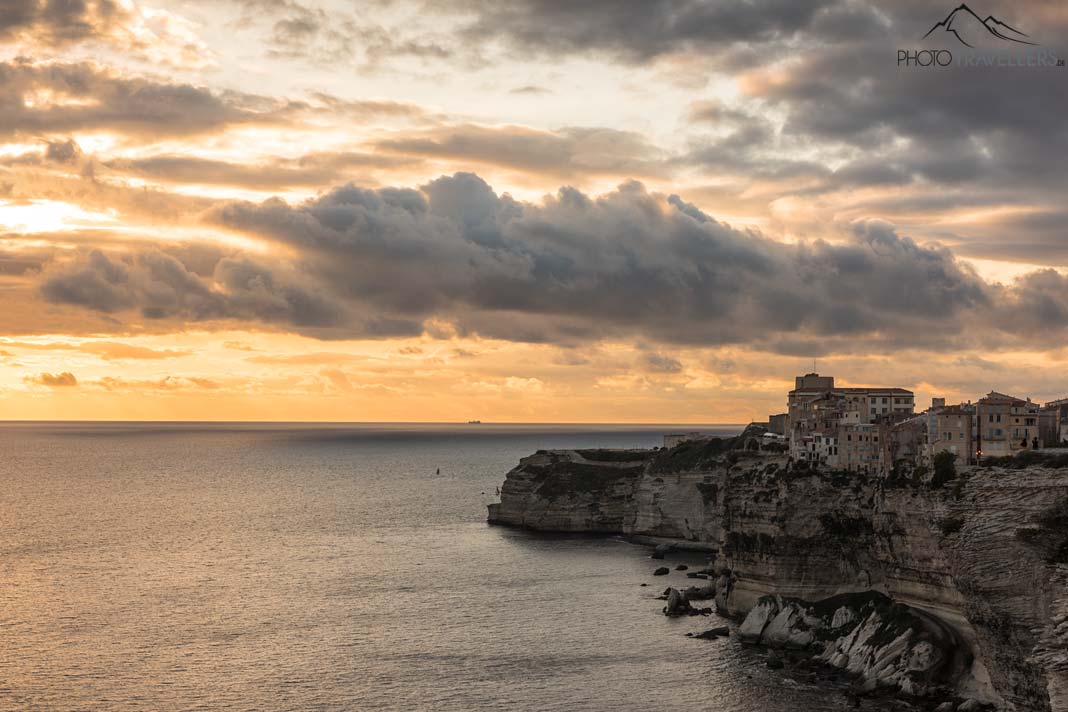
[467,420,482,424]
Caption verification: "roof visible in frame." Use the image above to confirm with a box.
[979,391,1030,405]
[789,386,913,396]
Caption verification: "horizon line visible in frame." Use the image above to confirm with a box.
[0,418,749,426]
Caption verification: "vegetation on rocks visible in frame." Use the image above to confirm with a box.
[930,451,958,489]
[649,436,738,473]
[574,449,656,463]
[528,461,644,500]
[649,425,767,474]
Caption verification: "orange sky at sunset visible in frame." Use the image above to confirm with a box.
[3,0,1068,421]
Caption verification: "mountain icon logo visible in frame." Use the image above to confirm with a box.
[922,4,1037,48]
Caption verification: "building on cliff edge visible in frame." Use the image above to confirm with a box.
[975,391,1040,459]
[779,375,1059,474]
[786,373,915,470]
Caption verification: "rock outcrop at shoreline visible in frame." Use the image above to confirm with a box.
[739,591,967,698]
[488,428,1068,711]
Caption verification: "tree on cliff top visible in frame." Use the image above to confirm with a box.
[930,451,957,489]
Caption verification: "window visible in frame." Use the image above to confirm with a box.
[944,432,952,440]
[989,414,994,422]
[997,414,1002,423]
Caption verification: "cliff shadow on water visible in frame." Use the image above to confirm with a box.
[489,428,1068,711]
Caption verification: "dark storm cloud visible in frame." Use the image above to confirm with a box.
[234,0,453,68]
[0,59,300,140]
[264,1,357,63]
[206,173,1013,347]
[0,0,127,46]
[40,248,347,329]
[731,3,1068,207]
[985,211,1068,257]
[749,44,1068,152]
[33,174,1068,350]
[459,0,841,61]
[444,0,1065,266]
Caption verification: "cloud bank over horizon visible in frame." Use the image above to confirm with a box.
[27,171,1068,355]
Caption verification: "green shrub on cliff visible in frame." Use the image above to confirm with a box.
[650,436,734,473]
[929,451,957,489]
[575,449,656,463]
[529,462,644,500]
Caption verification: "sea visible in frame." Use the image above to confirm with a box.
[0,422,904,711]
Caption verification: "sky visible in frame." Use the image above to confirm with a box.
[1,0,1067,422]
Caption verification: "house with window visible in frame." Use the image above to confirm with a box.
[928,403,975,465]
[976,391,1039,459]
[838,423,886,474]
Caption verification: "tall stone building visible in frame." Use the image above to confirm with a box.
[976,392,1040,459]
[928,404,974,465]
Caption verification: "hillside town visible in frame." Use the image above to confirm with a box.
[760,373,1068,474]
[664,372,1068,474]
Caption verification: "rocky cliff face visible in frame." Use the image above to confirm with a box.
[489,433,1068,711]
[490,449,653,532]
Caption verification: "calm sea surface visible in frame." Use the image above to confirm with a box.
[0,422,900,711]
